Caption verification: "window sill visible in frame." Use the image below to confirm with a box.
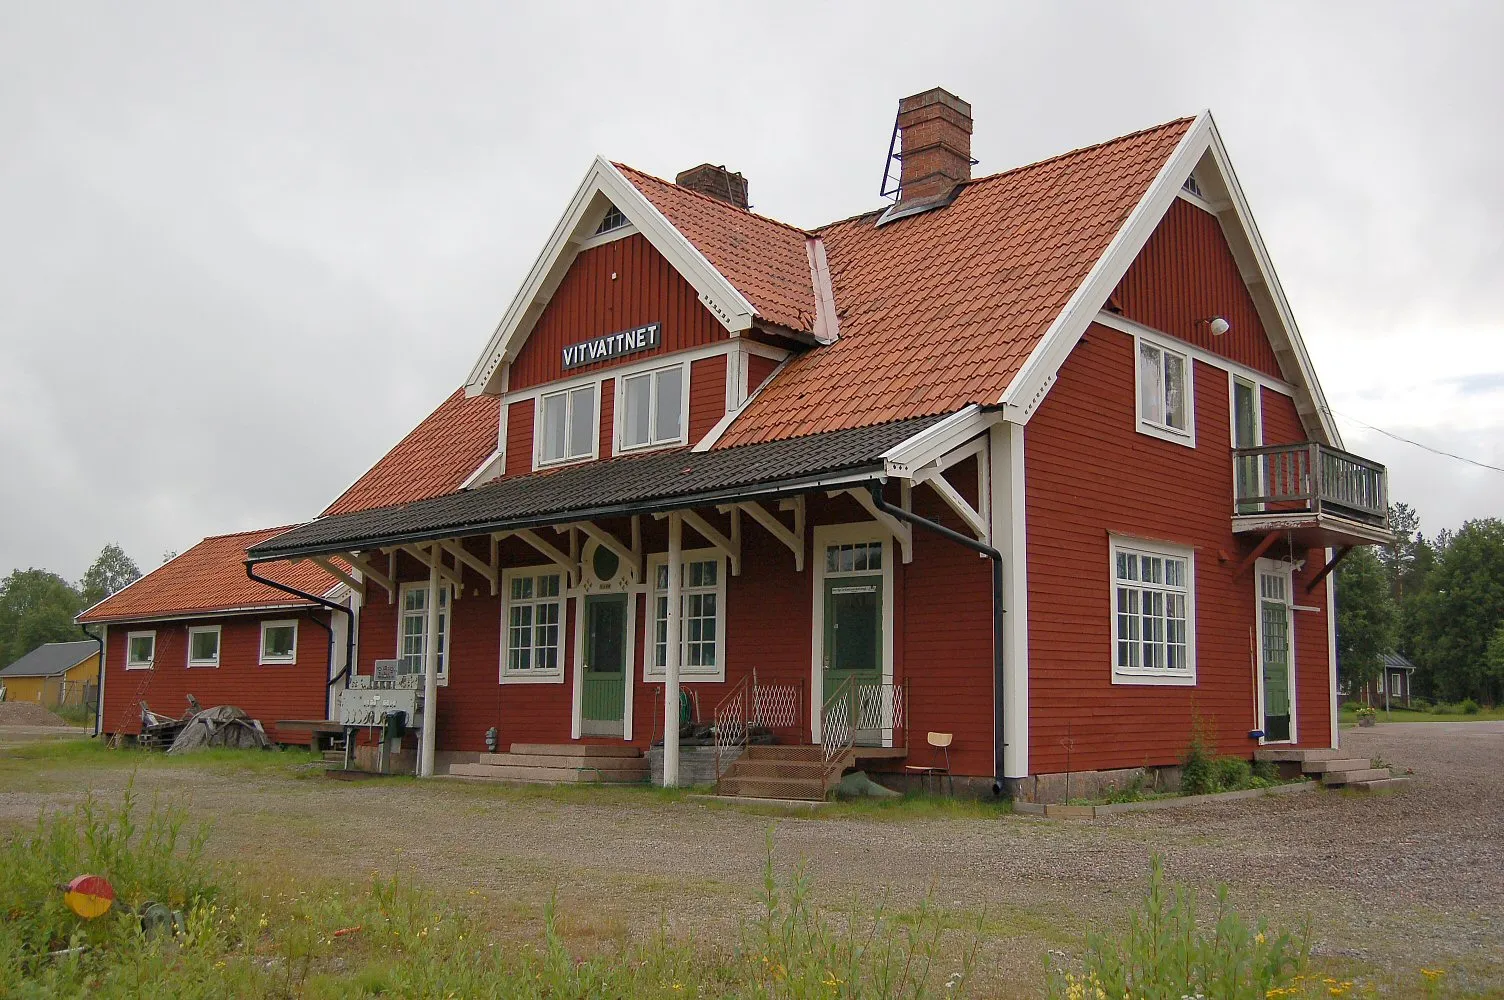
[534,454,595,472]
[1135,420,1196,449]
[259,659,297,666]
[616,438,688,457]
[187,662,220,669]
[1111,670,1197,687]
[500,672,565,685]
[125,664,154,671]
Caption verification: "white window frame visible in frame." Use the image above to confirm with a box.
[1390,671,1402,698]
[532,381,601,470]
[186,624,222,668]
[1109,535,1197,686]
[126,630,156,670]
[499,566,567,684]
[642,547,727,683]
[614,362,689,454]
[1134,331,1196,448]
[397,581,452,685]
[259,619,299,665]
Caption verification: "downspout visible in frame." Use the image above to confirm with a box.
[79,623,106,738]
[245,562,356,703]
[866,481,1014,798]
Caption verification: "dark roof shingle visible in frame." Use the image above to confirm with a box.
[1,640,98,679]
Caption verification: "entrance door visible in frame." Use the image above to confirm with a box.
[823,575,883,744]
[581,594,628,737]
[1257,567,1294,742]
[1233,377,1261,513]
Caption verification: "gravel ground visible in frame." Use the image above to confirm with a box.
[2,721,1499,995]
[0,702,71,726]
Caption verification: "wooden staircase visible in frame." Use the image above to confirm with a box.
[443,744,649,785]
[717,745,909,801]
[1254,747,1411,790]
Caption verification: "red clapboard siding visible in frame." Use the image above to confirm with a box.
[505,399,533,476]
[1024,321,1329,774]
[599,379,616,460]
[101,614,330,743]
[689,355,728,443]
[1113,199,1284,379]
[508,234,728,390]
[747,353,781,393]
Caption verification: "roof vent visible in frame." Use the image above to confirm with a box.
[675,164,749,210]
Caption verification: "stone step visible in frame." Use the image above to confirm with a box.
[508,743,643,759]
[1254,748,1341,763]
[1347,776,1413,792]
[1300,758,1371,774]
[480,751,648,771]
[1323,767,1391,786]
[445,762,647,783]
[720,775,826,801]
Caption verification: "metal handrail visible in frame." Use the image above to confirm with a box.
[820,676,855,788]
[712,673,752,793]
[1231,442,1388,526]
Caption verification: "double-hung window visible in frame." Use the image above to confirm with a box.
[537,384,597,466]
[398,583,450,681]
[619,364,685,451]
[1136,336,1194,445]
[645,550,725,682]
[260,620,298,665]
[1111,537,1195,685]
[501,570,564,682]
[187,625,221,668]
[126,631,156,669]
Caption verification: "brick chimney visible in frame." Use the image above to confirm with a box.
[896,88,973,203]
[675,164,749,209]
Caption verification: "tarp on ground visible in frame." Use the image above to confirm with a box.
[166,705,271,754]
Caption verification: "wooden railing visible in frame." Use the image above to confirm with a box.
[1231,443,1388,527]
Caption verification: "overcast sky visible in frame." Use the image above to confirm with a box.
[2,1,1500,582]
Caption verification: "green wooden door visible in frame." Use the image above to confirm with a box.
[581,594,627,736]
[1259,571,1293,742]
[1233,378,1260,513]
[823,575,883,743]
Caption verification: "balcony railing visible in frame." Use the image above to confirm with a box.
[1232,442,1389,527]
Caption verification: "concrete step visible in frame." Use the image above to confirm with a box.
[480,751,648,771]
[445,762,647,783]
[1324,767,1392,786]
[1347,776,1413,792]
[720,775,826,801]
[1254,748,1341,763]
[508,743,642,759]
[1300,758,1371,774]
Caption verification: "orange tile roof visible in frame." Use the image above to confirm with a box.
[78,527,342,623]
[666,117,1194,447]
[323,388,500,516]
[617,164,817,333]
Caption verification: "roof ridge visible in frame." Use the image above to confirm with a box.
[612,162,815,238]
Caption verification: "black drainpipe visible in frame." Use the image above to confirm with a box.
[79,623,106,738]
[245,563,356,704]
[866,481,1015,798]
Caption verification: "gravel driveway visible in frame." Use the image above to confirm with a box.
[2,721,1499,994]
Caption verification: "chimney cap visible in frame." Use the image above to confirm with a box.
[675,163,749,210]
[897,87,972,119]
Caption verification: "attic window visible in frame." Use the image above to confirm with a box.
[595,205,628,236]
[1182,174,1204,198]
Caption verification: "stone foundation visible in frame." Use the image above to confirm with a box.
[647,745,728,787]
[1011,766,1182,804]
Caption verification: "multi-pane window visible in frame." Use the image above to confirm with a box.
[126,631,156,669]
[620,365,684,450]
[1112,540,1194,683]
[260,621,298,665]
[595,205,628,235]
[503,572,563,679]
[399,584,449,678]
[187,625,221,667]
[648,554,723,678]
[1137,339,1191,437]
[825,541,883,574]
[538,385,597,465]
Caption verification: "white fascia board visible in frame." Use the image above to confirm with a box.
[464,157,758,397]
[999,112,1214,422]
[881,405,1000,478]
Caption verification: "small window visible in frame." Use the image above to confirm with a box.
[1136,336,1194,445]
[538,384,597,466]
[595,205,628,235]
[619,365,685,451]
[1111,538,1195,685]
[1182,174,1204,198]
[1390,672,1402,698]
[126,631,156,669]
[260,620,298,665]
[501,570,564,682]
[645,551,725,681]
[398,584,450,680]
[825,541,883,574]
[187,625,221,668]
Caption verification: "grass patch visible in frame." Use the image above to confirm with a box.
[1340,704,1504,724]
[0,738,324,781]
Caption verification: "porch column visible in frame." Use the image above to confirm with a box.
[419,549,441,778]
[663,512,683,787]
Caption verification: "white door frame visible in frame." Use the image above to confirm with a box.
[1255,557,1298,745]
[810,522,896,745]
[569,590,637,741]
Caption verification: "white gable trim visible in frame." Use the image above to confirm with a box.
[998,112,1340,447]
[464,158,757,397]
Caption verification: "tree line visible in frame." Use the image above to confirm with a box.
[0,545,142,667]
[1337,503,1504,705]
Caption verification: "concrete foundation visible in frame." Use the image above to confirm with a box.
[647,745,728,787]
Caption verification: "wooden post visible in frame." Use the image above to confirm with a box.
[664,513,683,787]
[419,551,441,778]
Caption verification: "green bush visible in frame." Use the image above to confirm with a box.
[1460,698,1481,715]
[1212,756,1253,792]
[1340,700,1364,712]
[1409,696,1432,711]
[1047,856,1308,1000]
[1180,720,1216,796]
[1431,702,1460,715]
[1252,759,1280,783]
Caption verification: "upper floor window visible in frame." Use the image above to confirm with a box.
[1111,537,1195,686]
[1136,335,1195,446]
[126,631,156,669]
[398,583,450,681]
[537,384,598,466]
[619,364,685,451]
[187,625,221,668]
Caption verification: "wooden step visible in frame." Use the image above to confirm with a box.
[719,775,826,801]
[1347,776,1413,792]
[508,743,642,759]
[743,745,826,762]
[1324,767,1392,786]
[446,762,647,784]
[1300,758,1371,774]
[727,759,827,780]
[1254,748,1341,763]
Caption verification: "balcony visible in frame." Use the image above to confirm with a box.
[1231,442,1393,549]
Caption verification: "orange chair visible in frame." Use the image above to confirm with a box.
[904,732,954,795]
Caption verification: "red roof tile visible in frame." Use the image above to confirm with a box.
[78,527,342,623]
[323,388,500,516]
[699,118,1194,447]
[616,164,817,333]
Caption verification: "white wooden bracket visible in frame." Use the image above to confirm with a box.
[564,521,641,583]
[680,509,741,576]
[309,556,365,600]
[843,488,913,563]
[345,551,396,600]
[730,498,805,572]
[439,539,498,594]
[512,529,578,585]
[924,474,989,541]
[400,543,463,596]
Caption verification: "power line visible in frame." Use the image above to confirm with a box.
[1326,409,1504,475]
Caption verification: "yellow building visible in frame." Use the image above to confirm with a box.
[0,640,100,708]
